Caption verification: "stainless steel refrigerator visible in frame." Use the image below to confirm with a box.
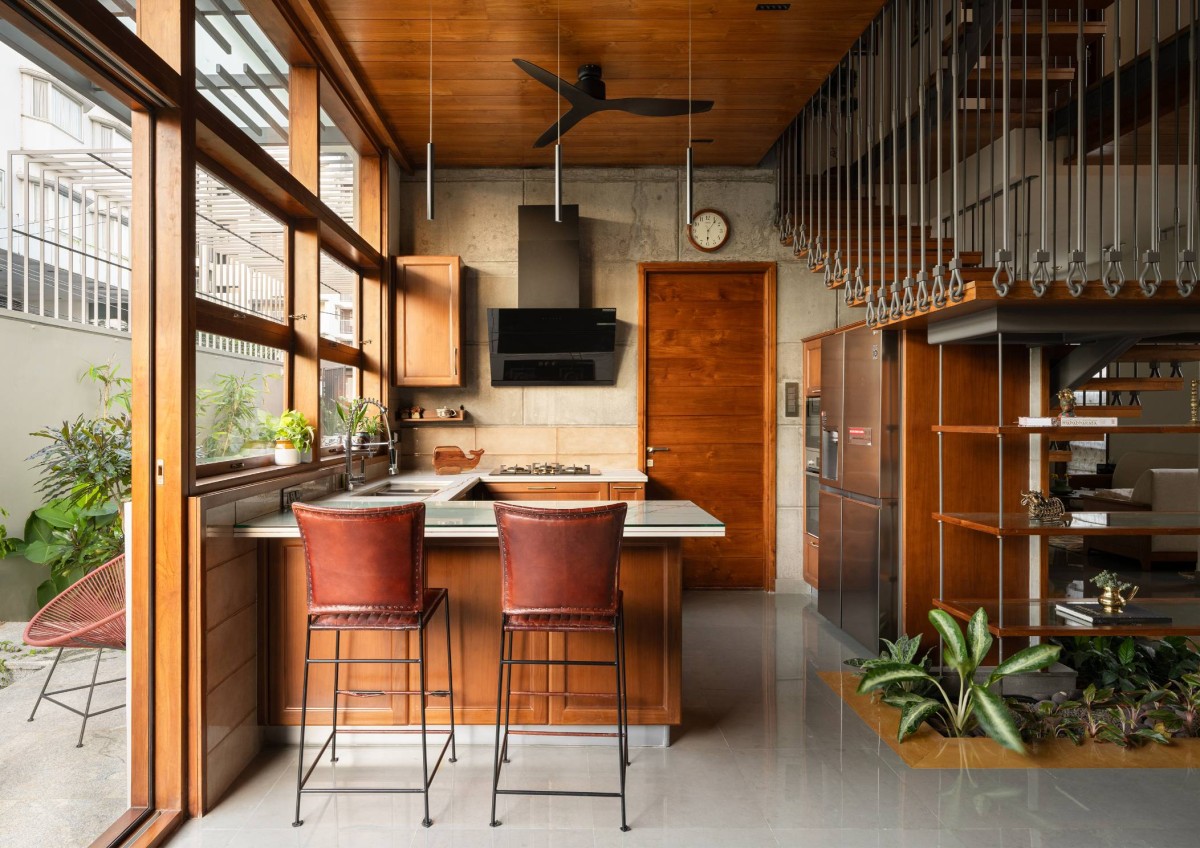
[816,325,899,652]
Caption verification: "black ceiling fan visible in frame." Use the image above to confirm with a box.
[513,59,714,148]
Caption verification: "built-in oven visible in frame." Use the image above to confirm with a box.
[804,396,821,538]
[805,471,820,537]
[804,397,821,474]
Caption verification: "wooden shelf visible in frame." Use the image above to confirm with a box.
[1047,450,1073,462]
[934,511,1200,537]
[933,423,1200,436]
[395,417,472,427]
[933,597,1200,638]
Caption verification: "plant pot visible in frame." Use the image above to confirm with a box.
[274,440,302,466]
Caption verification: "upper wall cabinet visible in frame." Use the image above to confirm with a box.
[393,256,463,386]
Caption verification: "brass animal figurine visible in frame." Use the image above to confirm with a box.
[1056,387,1077,418]
[1020,489,1068,523]
[432,446,485,475]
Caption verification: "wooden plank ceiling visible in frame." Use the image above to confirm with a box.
[316,0,886,167]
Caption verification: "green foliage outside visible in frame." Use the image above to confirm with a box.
[0,362,131,608]
[195,371,278,461]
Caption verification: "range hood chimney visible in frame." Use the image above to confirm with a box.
[518,204,580,307]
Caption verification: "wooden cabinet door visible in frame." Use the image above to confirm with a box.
[482,482,608,501]
[803,533,820,588]
[267,541,404,726]
[393,256,462,387]
[549,542,680,725]
[803,338,822,397]
[607,483,645,501]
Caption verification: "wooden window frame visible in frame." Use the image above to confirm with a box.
[0,3,393,844]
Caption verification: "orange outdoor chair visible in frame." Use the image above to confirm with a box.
[22,554,127,747]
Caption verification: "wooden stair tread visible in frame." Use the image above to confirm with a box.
[1079,377,1185,392]
[1048,450,1074,463]
[1115,345,1200,363]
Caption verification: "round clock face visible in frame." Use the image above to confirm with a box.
[688,209,730,252]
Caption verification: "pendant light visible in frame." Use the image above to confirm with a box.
[554,0,564,222]
[426,0,434,220]
[684,0,694,228]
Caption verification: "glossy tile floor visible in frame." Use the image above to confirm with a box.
[169,592,1200,848]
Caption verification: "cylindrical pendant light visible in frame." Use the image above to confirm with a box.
[555,143,563,218]
[554,0,563,222]
[425,1,434,221]
[684,0,694,226]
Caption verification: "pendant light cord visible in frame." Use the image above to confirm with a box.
[557,0,561,141]
[428,0,433,145]
[688,0,693,144]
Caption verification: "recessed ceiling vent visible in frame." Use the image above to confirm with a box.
[756,3,791,10]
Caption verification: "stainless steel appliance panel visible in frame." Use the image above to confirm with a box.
[819,334,844,486]
[817,490,842,626]
[805,473,820,537]
[841,326,898,499]
[838,496,898,652]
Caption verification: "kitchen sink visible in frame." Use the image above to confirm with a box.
[350,482,444,498]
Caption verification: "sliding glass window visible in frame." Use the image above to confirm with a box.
[195,0,291,167]
[195,168,291,473]
[319,104,359,230]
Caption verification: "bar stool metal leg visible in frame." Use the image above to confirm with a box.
[418,625,432,827]
[330,631,341,763]
[293,622,313,828]
[444,597,458,765]
[614,615,629,831]
[489,624,507,828]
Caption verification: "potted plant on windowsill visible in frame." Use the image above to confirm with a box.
[273,410,315,466]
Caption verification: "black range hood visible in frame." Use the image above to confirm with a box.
[487,307,617,386]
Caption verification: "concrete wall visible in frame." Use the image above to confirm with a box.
[392,166,843,588]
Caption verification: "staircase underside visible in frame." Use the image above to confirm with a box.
[855,281,1200,344]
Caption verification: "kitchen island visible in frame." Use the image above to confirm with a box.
[234,476,723,744]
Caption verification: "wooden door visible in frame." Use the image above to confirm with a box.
[638,263,776,589]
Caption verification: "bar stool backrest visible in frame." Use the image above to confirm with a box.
[293,502,425,615]
[494,502,627,616]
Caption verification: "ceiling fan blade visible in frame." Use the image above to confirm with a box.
[513,58,590,106]
[532,107,590,148]
[607,97,715,118]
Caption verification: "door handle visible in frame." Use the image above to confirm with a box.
[646,446,670,454]
[526,485,557,490]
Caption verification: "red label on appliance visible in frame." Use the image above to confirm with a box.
[846,426,873,446]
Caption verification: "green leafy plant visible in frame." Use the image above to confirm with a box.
[19,499,123,608]
[3,364,132,606]
[1009,697,1084,745]
[855,607,1061,753]
[0,509,17,559]
[1053,635,1200,691]
[1091,569,1134,594]
[273,409,315,455]
[846,634,933,698]
[196,372,273,459]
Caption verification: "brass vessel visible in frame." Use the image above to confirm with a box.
[1098,583,1138,614]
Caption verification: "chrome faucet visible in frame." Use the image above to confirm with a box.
[343,397,398,490]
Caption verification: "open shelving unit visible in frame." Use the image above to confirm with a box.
[932,337,1200,643]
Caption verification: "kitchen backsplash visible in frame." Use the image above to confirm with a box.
[398,424,638,472]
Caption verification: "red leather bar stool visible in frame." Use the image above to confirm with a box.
[489,501,631,832]
[291,502,456,829]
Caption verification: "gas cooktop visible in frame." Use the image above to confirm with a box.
[489,462,599,476]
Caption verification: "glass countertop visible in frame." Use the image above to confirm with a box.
[235,499,725,538]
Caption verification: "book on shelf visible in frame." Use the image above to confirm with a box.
[1017,417,1056,427]
[1059,416,1119,427]
[1054,602,1173,626]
